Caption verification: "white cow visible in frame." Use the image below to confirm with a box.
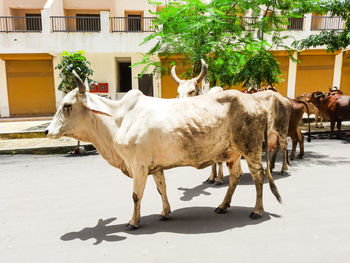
[46,71,282,230]
[172,59,291,177]
[172,60,227,185]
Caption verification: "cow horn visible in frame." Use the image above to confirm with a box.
[171,66,183,85]
[72,70,86,94]
[194,59,207,83]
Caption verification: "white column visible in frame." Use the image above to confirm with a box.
[100,11,110,34]
[41,8,51,34]
[52,54,65,109]
[332,52,343,89]
[287,52,298,98]
[304,13,312,33]
[0,59,10,117]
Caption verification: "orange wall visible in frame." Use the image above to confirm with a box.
[340,53,350,95]
[274,55,289,97]
[295,54,335,97]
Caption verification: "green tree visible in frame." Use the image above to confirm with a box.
[55,50,95,94]
[135,0,314,89]
[293,0,350,52]
[55,50,95,154]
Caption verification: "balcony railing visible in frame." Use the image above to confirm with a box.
[110,17,154,32]
[241,17,304,31]
[285,17,304,31]
[51,16,101,32]
[0,16,42,32]
[311,16,345,30]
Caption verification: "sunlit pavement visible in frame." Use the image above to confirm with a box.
[1,138,349,263]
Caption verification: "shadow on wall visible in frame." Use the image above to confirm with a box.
[61,206,277,245]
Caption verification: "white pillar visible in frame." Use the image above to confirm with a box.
[287,52,298,98]
[332,52,343,88]
[100,11,110,34]
[0,59,10,117]
[304,13,312,33]
[41,8,51,34]
[52,54,65,109]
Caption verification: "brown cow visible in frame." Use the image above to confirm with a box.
[307,90,350,138]
[250,88,311,168]
[296,93,324,128]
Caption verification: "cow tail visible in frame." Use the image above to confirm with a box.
[265,116,282,203]
[296,100,311,142]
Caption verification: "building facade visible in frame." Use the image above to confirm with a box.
[0,0,349,117]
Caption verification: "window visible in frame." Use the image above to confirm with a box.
[125,11,144,32]
[76,14,100,32]
[287,18,304,30]
[25,14,42,31]
[127,15,141,31]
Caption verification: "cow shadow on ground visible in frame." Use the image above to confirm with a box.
[61,206,276,245]
[177,170,289,202]
[286,150,350,168]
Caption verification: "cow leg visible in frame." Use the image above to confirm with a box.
[319,116,324,128]
[204,164,217,184]
[329,121,335,138]
[125,166,148,231]
[246,158,265,219]
[270,147,278,172]
[297,128,304,159]
[152,170,171,220]
[278,137,288,175]
[215,157,242,213]
[215,162,224,185]
[290,135,297,160]
[281,148,288,174]
[337,120,342,138]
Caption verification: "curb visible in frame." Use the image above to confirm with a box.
[0,144,96,155]
[0,131,46,140]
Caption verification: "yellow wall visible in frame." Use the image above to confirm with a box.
[161,57,192,98]
[340,53,350,95]
[274,55,289,97]
[5,58,56,117]
[295,53,335,97]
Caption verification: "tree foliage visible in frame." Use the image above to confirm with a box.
[136,0,315,89]
[55,50,95,94]
[294,0,350,52]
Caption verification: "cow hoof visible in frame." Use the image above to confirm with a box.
[124,223,139,231]
[214,181,223,186]
[204,179,215,184]
[249,212,262,220]
[297,154,303,159]
[281,170,287,176]
[289,156,295,160]
[159,215,170,221]
[215,207,227,214]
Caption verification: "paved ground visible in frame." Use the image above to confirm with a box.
[1,138,350,263]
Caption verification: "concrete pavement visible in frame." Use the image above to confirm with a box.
[0,138,350,262]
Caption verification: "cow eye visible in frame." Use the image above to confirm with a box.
[189,90,196,96]
[63,104,72,115]
[63,104,72,109]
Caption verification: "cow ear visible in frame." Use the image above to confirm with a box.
[83,94,114,117]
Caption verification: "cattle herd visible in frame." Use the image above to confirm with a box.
[46,60,350,230]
